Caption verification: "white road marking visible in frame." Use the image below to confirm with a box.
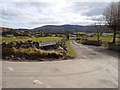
[46,85,51,88]
[34,80,44,84]
[7,67,14,71]
[33,80,51,88]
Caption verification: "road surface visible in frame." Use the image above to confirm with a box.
[2,40,118,88]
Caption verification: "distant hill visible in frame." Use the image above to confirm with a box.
[0,27,30,36]
[0,27,13,32]
[1,24,112,34]
[31,24,111,33]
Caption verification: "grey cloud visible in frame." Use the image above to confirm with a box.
[1,2,52,17]
[2,3,21,17]
[2,10,19,17]
[70,21,93,26]
[1,1,111,28]
[27,17,61,25]
[70,2,110,16]
[14,2,52,8]
[28,20,60,25]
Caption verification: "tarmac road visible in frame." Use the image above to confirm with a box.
[2,40,118,88]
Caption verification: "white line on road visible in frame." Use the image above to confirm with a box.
[34,80,44,84]
[33,80,51,88]
[7,67,14,71]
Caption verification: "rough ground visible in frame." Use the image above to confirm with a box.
[2,40,118,88]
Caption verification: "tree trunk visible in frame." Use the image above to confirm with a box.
[113,30,117,43]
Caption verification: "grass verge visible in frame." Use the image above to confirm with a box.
[66,40,76,57]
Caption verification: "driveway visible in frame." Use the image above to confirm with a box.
[2,40,118,88]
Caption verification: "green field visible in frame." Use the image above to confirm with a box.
[2,32,119,57]
[66,40,76,57]
[69,37,76,40]
[71,32,120,46]
[86,33,119,45]
[2,36,62,42]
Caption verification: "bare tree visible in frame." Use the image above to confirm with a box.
[95,18,104,41]
[103,2,119,43]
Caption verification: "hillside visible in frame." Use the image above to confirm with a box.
[31,24,111,33]
[1,25,112,34]
[0,27,29,36]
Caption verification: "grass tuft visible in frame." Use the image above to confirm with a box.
[66,40,76,57]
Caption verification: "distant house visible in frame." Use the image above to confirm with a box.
[39,41,58,50]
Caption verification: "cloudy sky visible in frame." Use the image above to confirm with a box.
[0,0,118,29]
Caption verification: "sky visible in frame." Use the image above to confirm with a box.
[0,0,119,29]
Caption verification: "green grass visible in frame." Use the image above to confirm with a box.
[69,37,76,40]
[75,33,119,46]
[2,37,62,42]
[69,32,119,48]
[66,40,76,57]
[74,32,86,34]
[6,34,14,37]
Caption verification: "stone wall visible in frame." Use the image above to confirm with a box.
[81,39,102,46]
[2,40,58,49]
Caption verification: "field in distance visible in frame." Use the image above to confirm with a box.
[2,36,62,42]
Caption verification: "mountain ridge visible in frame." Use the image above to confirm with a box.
[31,24,110,33]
